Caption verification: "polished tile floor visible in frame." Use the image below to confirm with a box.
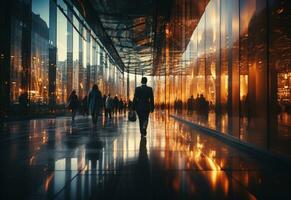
[0,112,290,199]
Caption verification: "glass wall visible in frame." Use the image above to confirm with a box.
[72,16,79,95]
[56,1,67,104]
[10,0,31,103]
[268,0,291,156]
[2,0,125,113]
[31,0,49,104]
[167,0,291,158]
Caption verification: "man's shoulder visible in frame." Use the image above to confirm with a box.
[145,86,153,91]
[135,86,142,92]
[136,86,152,92]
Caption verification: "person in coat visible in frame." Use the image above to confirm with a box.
[105,94,114,119]
[88,84,102,124]
[67,90,79,122]
[133,77,154,136]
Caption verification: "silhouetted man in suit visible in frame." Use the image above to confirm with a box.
[133,77,154,136]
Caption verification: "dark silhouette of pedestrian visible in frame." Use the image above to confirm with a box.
[88,84,102,124]
[133,77,154,136]
[105,94,113,119]
[67,90,79,122]
[113,95,119,114]
[197,94,209,115]
[119,98,124,113]
[187,95,195,114]
[81,95,88,116]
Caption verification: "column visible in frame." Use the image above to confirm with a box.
[21,0,32,108]
[127,70,129,101]
[67,3,73,96]
[86,31,91,93]
[49,0,57,111]
[92,40,97,83]
[78,23,83,97]
[134,68,137,88]
[216,0,222,114]
[0,1,12,117]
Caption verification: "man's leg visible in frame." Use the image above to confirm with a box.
[92,108,98,124]
[137,112,149,136]
[142,112,150,136]
[137,112,144,135]
[72,109,76,121]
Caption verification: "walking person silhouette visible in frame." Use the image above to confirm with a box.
[88,84,102,125]
[133,77,154,137]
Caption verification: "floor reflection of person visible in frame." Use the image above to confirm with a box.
[135,137,151,199]
[133,77,154,137]
[105,94,113,119]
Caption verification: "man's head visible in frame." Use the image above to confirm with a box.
[141,77,147,85]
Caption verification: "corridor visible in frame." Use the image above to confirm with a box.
[0,113,290,199]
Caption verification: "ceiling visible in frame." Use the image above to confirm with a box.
[72,0,209,76]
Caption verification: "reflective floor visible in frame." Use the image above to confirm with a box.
[0,112,290,199]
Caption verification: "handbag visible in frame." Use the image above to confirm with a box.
[128,110,137,122]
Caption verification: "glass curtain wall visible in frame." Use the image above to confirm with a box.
[56,1,67,104]
[72,16,79,96]
[55,0,125,102]
[10,0,31,104]
[166,0,291,158]
[3,0,125,114]
[268,0,291,156]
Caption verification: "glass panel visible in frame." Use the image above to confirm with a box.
[197,14,206,98]
[269,0,291,157]
[10,0,29,103]
[56,2,67,104]
[72,16,79,95]
[239,0,268,149]
[31,0,49,104]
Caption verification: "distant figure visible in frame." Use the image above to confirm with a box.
[195,94,200,110]
[197,94,209,115]
[187,95,195,114]
[67,90,79,122]
[113,95,119,114]
[88,84,102,124]
[133,77,154,136]
[119,98,124,113]
[81,95,88,116]
[105,94,113,119]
